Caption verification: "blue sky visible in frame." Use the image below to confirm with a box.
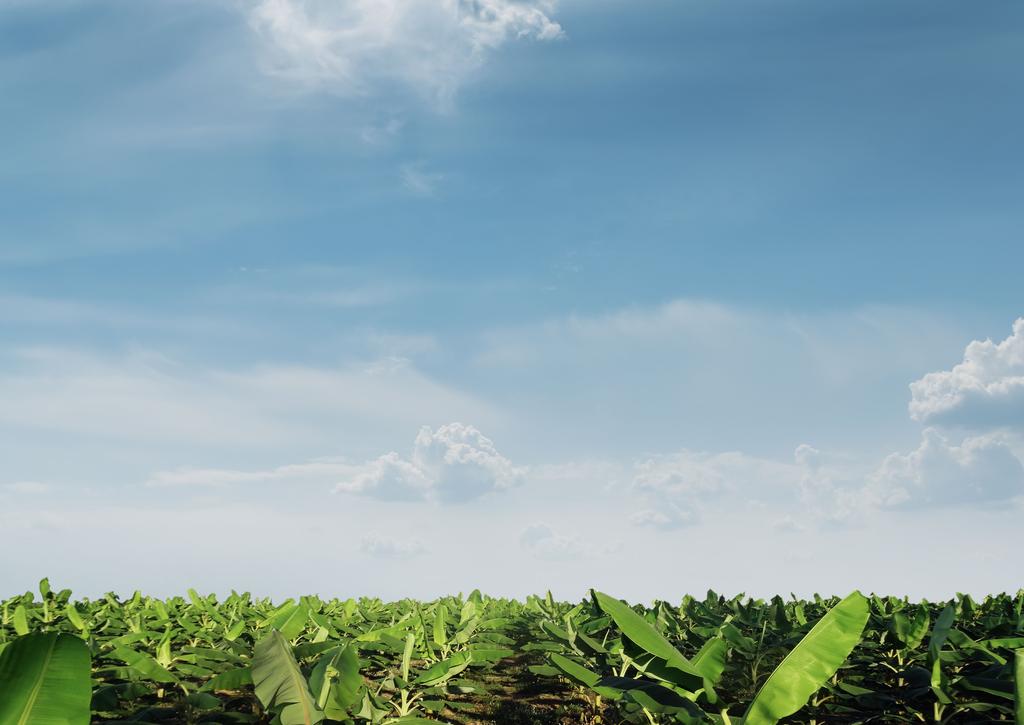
[1,0,1023,601]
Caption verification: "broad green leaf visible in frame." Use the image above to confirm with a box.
[433,604,448,647]
[64,605,85,632]
[0,632,92,725]
[271,602,310,641]
[415,651,472,686]
[598,676,703,716]
[225,619,246,641]
[692,637,728,685]
[252,630,324,725]
[464,647,514,662]
[742,591,869,725]
[308,645,362,719]
[593,591,702,679]
[401,632,414,682]
[186,692,222,711]
[928,604,956,695]
[111,646,179,684]
[203,666,253,691]
[892,605,930,649]
[13,604,29,636]
[1015,649,1023,724]
[549,653,599,688]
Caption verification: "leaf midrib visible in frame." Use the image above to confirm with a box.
[278,632,315,725]
[18,635,57,725]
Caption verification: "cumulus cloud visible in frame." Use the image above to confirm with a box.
[246,0,563,102]
[335,451,433,501]
[629,449,801,528]
[359,534,427,559]
[909,318,1024,428]
[869,429,1024,508]
[335,423,522,503]
[519,523,588,560]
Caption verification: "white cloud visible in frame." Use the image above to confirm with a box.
[246,0,562,103]
[400,163,444,197]
[335,423,523,503]
[772,515,804,533]
[869,429,1024,508]
[335,451,434,501]
[909,318,1024,428]
[519,523,588,560]
[144,462,352,488]
[629,449,802,528]
[0,348,495,450]
[359,534,427,559]
[360,118,404,145]
[629,506,698,530]
[2,481,52,495]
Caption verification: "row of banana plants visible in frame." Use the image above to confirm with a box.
[1,580,1022,723]
[526,589,1024,723]
[0,580,523,724]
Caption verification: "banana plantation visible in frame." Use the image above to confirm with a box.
[1,580,1022,724]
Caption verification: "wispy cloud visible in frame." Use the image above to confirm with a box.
[399,162,444,196]
[0,348,496,449]
[359,534,427,559]
[246,0,563,104]
[2,481,53,495]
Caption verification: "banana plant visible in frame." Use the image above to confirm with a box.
[0,631,93,725]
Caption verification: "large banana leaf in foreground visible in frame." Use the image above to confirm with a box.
[742,591,869,725]
[0,632,92,725]
[252,630,325,725]
[1015,649,1023,723]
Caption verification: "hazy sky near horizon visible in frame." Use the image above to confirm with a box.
[2,0,1023,602]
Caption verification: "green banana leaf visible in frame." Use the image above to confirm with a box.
[549,653,623,701]
[1014,649,1023,723]
[0,632,92,725]
[252,629,325,725]
[927,603,956,703]
[13,604,29,636]
[308,645,362,719]
[111,646,178,683]
[742,591,869,725]
[593,590,702,681]
[892,606,930,649]
[415,650,472,686]
[202,666,253,691]
[271,602,310,640]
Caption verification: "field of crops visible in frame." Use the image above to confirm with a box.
[1,581,1022,724]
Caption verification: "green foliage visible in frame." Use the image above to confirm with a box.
[1015,649,1023,723]
[0,632,92,725]
[252,630,325,725]
[742,591,869,725]
[1,582,1021,723]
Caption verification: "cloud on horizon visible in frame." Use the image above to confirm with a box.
[869,429,1024,509]
[335,423,523,502]
[910,318,1024,430]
